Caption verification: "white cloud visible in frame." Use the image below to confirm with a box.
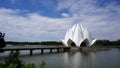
[61,13,70,17]
[0,8,75,41]
[0,0,120,41]
[0,8,19,14]
[57,0,120,41]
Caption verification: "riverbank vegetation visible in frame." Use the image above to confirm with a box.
[0,51,45,68]
[6,39,120,47]
[6,41,62,46]
[95,40,120,46]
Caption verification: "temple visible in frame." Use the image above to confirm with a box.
[61,24,96,47]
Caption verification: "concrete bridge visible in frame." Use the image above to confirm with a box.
[1,46,71,55]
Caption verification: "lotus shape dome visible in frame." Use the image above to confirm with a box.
[61,24,96,47]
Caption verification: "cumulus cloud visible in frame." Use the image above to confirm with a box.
[61,13,70,17]
[0,0,120,41]
[57,0,120,40]
[0,8,75,41]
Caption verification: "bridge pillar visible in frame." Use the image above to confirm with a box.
[50,49,52,53]
[41,49,44,54]
[30,49,33,56]
[57,48,60,52]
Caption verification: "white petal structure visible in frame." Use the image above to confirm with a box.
[61,24,97,47]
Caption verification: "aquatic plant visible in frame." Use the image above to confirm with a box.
[26,63,36,68]
[40,61,46,68]
[0,51,46,68]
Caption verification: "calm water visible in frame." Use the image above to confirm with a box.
[0,46,120,68]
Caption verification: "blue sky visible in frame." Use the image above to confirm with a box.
[0,0,120,41]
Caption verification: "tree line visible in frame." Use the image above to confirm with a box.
[6,39,120,46]
[95,39,120,46]
[6,41,62,45]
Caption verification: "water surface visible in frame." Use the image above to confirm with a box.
[0,47,120,68]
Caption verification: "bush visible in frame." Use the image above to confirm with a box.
[0,51,45,68]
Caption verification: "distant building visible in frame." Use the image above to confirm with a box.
[61,24,96,47]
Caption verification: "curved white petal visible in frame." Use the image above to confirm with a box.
[61,24,96,47]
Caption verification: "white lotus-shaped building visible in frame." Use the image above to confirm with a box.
[61,24,96,47]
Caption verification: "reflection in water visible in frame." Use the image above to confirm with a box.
[0,48,120,68]
[63,50,96,68]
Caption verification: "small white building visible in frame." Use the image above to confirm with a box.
[61,24,96,47]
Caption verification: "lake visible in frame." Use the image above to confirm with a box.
[0,46,120,68]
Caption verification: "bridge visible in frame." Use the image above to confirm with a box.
[1,45,71,55]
